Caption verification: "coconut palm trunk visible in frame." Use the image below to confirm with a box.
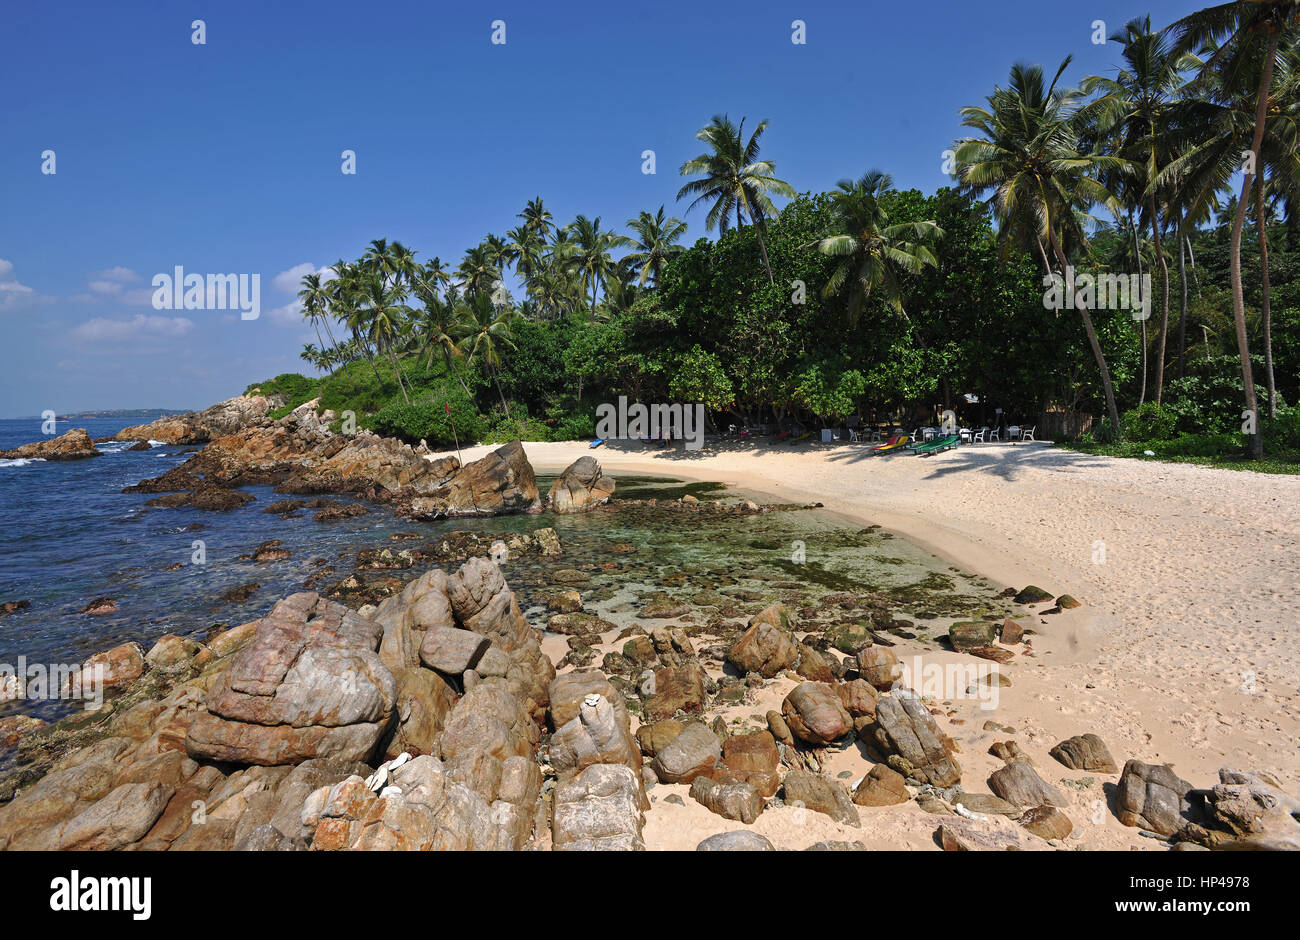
[1049,229,1122,438]
[1229,29,1279,459]
[1255,176,1277,417]
[1148,199,1172,404]
[1177,226,1189,381]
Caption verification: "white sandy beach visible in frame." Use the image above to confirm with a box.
[450,437,1300,850]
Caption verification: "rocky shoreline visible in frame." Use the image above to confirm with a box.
[0,395,1295,851]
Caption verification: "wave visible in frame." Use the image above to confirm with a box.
[0,458,47,468]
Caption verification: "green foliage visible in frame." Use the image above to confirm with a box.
[1121,403,1177,443]
[668,345,734,411]
[246,374,321,413]
[550,412,596,441]
[369,386,484,447]
[1163,356,1263,435]
[481,410,553,444]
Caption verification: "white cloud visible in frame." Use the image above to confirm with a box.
[71,314,195,342]
[93,266,140,283]
[0,259,36,307]
[272,262,333,294]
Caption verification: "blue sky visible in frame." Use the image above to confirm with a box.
[0,0,1200,416]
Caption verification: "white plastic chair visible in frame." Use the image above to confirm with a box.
[988,427,1001,442]
[1020,426,1036,441]
[972,427,987,443]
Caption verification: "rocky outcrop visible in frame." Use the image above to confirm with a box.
[1187,768,1300,850]
[408,441,541,518]
[125,403,542,520]
[0,428,100,461]
[547,456,615,513]
[114,393,284,444]
[185,593,398,766]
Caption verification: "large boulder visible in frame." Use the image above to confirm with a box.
[649,721,721,784]
[697,830,776,851]
[856,647,901,690]
[547,456,615,513]
[782,769,859,827]
[409,440,541,518]
[185,592,398,766]
[0,427,101,461]
[1193,768,1300,850]
[988,761,1067,809]
[549,690,642,776]
[1049,733,1119,774]
[642,663,706,722]
[1115,760,1195,836]
[727,618,798,678]
[719,731,782,797]
[863,692,961,787]
[552,763,647,851]
[690,776,763,824]
[781,682,852,746]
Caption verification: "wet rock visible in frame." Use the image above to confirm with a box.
[533,527,562,556]
[948,621,997,652]
[0,600,30,616]
[115,393,282,444]
[988,762,1067,808]
[781,682,851,746]
[408,440,540,518]
[546,589,583,613]
[80,597,117,615]
[1013,585,1053,605]
[64,641,144,692]
[696,830,775,851]
[0,714,47,748]
[0,428,101,461]
[547,456,615,513]
[1050,733,1118,774]
[782,769,859,827]
[547,612,615,636]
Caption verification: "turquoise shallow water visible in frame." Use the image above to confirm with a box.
[0,417,1008,725]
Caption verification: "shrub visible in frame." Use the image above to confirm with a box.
[481,410,552,444]
[370,389,483,447]
[1121,403,1177,443]
[550,411,596,441]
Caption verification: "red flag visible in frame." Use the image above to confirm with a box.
[444,403,451,415]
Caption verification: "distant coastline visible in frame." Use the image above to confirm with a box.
[2,408,192,421]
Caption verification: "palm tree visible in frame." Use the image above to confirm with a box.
[677,114,796,283]
[354,269,413,403]
[460,292,519,415]
[807,171,943,323]
[457,244,498,297]
[954,59,1128,439]
[505,225,545,292]
[1085,16,1190,404]
[566,215,617,313]
[519,197,556,243]
[298,271,340,367]
[1168,0,1300,457]
[618,207,688,286]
